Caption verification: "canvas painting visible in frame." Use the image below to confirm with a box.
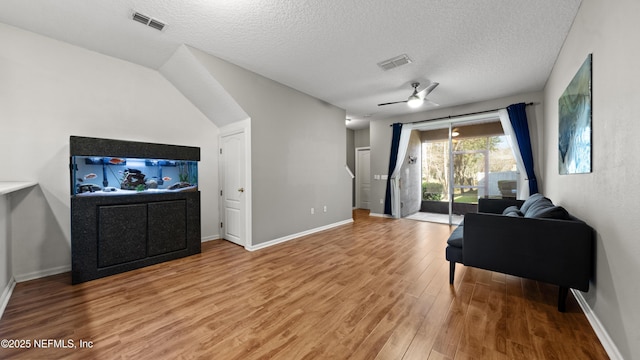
[558,54,592,174]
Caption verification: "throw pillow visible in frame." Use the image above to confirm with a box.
[502,205,523,217]
[520,193,545,214]
[527,205,571,220]
[504,210,523,217]
[523,196,555,218]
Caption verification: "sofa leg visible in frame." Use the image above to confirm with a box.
[449,261,455,284]
[558,286,569,312]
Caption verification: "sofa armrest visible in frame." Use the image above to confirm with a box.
[477,198,525,214]
[463,212,593,291]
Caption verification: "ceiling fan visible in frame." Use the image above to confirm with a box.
[378,82,439,108]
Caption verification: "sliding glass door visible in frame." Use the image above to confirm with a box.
[420,118,518,224]
[451,135,486,219]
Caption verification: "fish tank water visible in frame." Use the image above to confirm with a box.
[70,156,198,196]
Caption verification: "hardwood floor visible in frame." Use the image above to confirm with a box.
[0,210,608,359]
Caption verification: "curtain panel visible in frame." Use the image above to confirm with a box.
[499,103,539,198]
[389,124,414,217]
[384,123,402,215]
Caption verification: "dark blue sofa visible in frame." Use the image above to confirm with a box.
[446,194,594,312]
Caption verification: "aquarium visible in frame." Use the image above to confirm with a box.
[70,136,201,283]
[71,156,198,196]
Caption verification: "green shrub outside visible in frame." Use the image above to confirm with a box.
[422,182,443,201]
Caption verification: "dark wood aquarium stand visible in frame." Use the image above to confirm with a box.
[70,136,201,284]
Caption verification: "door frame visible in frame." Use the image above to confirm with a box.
[218,118,252,249]
[355,146,371,210]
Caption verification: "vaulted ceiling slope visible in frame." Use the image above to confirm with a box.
[160,45,249,128]
[0,1,582,128]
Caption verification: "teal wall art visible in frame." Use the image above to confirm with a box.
[559,54,592,174]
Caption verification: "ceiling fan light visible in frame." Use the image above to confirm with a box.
[407,95,423,108]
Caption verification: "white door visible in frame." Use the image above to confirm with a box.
[220,131,246,246]
[356,148,371,209]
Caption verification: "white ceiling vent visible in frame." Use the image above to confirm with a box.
[132,11,166,31]
[377,54,412,71]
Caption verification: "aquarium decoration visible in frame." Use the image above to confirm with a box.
[70,136,200,197]
[71,155,198,195]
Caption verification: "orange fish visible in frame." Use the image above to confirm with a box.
[162,176,172,181]
[109,158,125,165]
[84,173,97,179]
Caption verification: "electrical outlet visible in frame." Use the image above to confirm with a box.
[311,207,315,215]
[380,199,384,204]
[323,205,327,212]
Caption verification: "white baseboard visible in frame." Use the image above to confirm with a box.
[14,265,71,283]
[246,218,354,251]
[369,212,393,218]
[201,234,220,243]
[0,276,17,320]
[572,289,623,360]
[9,235,222,286]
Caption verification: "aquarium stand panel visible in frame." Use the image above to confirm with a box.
[70,136,200,161]
[98,204,148,268]
[148,200,187,256]
[71,192,201,284]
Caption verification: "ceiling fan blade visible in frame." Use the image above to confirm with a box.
[416,82,439,99]
[378,100,408,106]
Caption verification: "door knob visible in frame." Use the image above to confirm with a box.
[238,187,244,193]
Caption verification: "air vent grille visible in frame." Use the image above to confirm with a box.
[148,19,166,31]
[132,12,150,25]
[132,11,166,31]
[377,54,412,71]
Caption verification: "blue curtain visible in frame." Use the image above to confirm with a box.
[384,123,402,215]
[507,103,539,194]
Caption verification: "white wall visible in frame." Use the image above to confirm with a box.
[0,23,220,280]
[354,128,370,148]
[370,91,544,215]
[0,195,10,302]
[543,0,639,358]
[188,47,352,246]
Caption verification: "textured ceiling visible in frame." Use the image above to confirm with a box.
[0,0,581,130]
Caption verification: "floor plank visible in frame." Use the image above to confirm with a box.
[0,210,608,359]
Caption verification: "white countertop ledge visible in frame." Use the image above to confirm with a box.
[0,182,38,195]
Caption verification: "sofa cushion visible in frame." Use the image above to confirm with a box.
[447,225,464,248]
[502,205,523,217]
[446,243,463,263]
